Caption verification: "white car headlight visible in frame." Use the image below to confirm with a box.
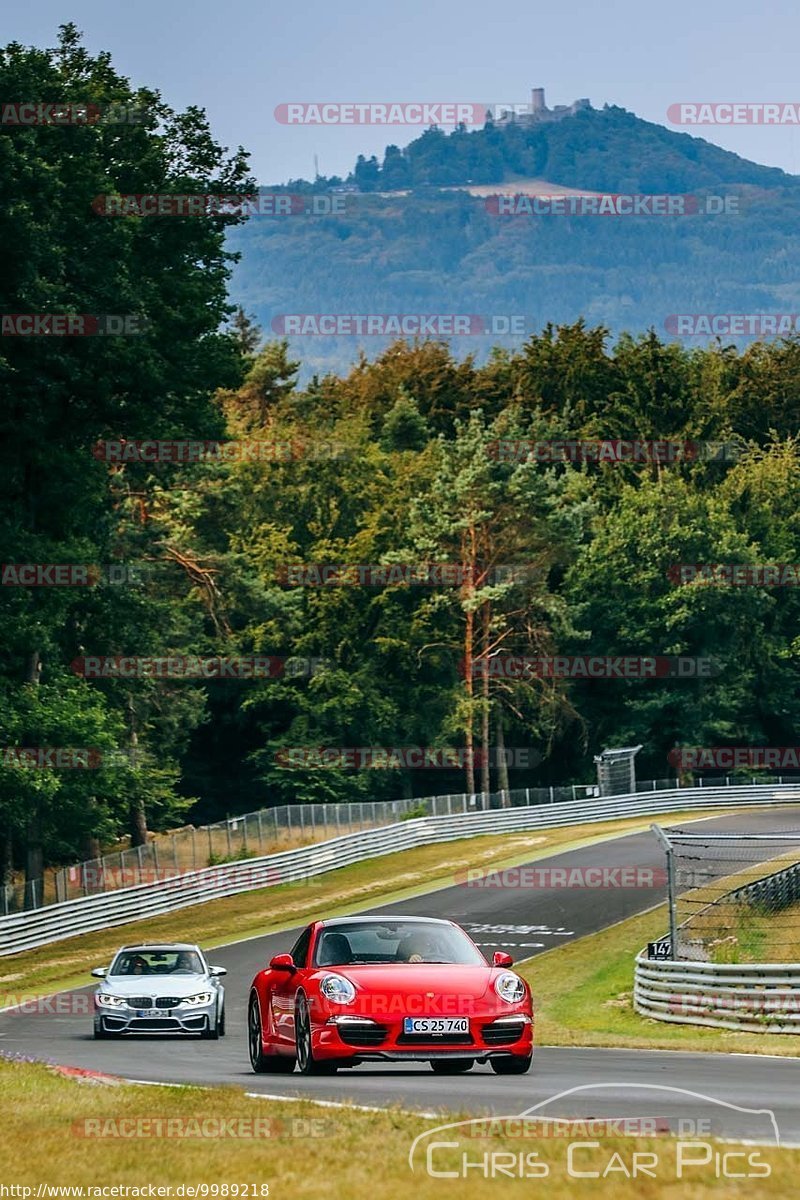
[181,992,214,1007]
[96,992,126,1008]
[320,974,356,1005]
[494,971,526,1004]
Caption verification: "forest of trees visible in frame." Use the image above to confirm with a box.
[3,29,800,894]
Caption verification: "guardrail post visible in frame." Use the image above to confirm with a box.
[651,823,678,960]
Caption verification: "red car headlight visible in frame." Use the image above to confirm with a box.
[320,974,356,1005]
[494,971,526,1004]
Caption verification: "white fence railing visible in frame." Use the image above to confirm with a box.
[634,955,800,1033]
[2,782,799,957]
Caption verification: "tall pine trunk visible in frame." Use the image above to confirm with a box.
[128,699,148,847]
[23,649,43,908]
[480,604,491,802]
[496,711,510,806]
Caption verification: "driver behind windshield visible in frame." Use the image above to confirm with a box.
[397,932,441,962]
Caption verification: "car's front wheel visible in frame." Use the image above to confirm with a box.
[490,1054,532,1075]
[430,1059,474,1074]
[295,995,338,1075]
[200,1011,220,1040]
[248,994,295,1073]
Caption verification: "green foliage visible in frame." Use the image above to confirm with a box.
[4,27,800,888]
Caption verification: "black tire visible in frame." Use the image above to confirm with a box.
[219,1005,226,1037]
[431,1059,474,1074]
[295,995,338,1075]
[200,1014,220,1041]
[93,1022,108,1040]
[248,994,295,1073]
[490,1054,532,1075]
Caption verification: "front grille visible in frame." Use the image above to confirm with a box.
[336,1022,388,1046]
[129,1018,179,1030]
[127,997,152,1009]
[156,997,181,1008]
[482,1020,527,1045]
[397,1032,473,1045]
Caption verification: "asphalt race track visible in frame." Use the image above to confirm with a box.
[2,807,800,1142]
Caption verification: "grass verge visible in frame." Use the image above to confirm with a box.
[0,1057,797,1197]
[0,807,745,1004]
[519,903,800,1055]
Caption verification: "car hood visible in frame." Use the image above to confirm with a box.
[99,975,212,998]
[314,964,504,1000]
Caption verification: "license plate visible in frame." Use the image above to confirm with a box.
[136,1008,164,1018]
[403,1017,469,1035]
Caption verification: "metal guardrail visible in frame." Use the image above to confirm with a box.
[634,954,800,1033]
[6,773,790,913]
[4,783,606,913]
[2,782,799,957]
[729,861,800,912]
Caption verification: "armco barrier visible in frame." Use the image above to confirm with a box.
[634,955,800,1033]
[2,782,799,956]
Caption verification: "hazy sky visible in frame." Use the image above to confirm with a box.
[6,0,800,183]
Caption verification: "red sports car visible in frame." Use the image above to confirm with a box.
[247,915,533,1075]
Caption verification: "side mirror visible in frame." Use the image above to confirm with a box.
[91,967,107,978]
[269,953,296,972]
[208,966,227,978]
[492,951,514,967]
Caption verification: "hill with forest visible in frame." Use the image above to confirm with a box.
[228,104,800,379]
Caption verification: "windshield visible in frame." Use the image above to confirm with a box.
[313,921,485,967]
[109,950,205,977]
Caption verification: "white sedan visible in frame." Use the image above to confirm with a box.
[92,942,226,1039]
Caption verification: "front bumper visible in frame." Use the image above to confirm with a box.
[95,999,218,1035]
[313,1011,533,1062]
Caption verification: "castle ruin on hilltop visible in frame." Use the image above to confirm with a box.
[494,87,591,125]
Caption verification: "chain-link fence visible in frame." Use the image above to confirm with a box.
[653,822,800,963]
[2,781,606,914]
[6,773,795,915]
